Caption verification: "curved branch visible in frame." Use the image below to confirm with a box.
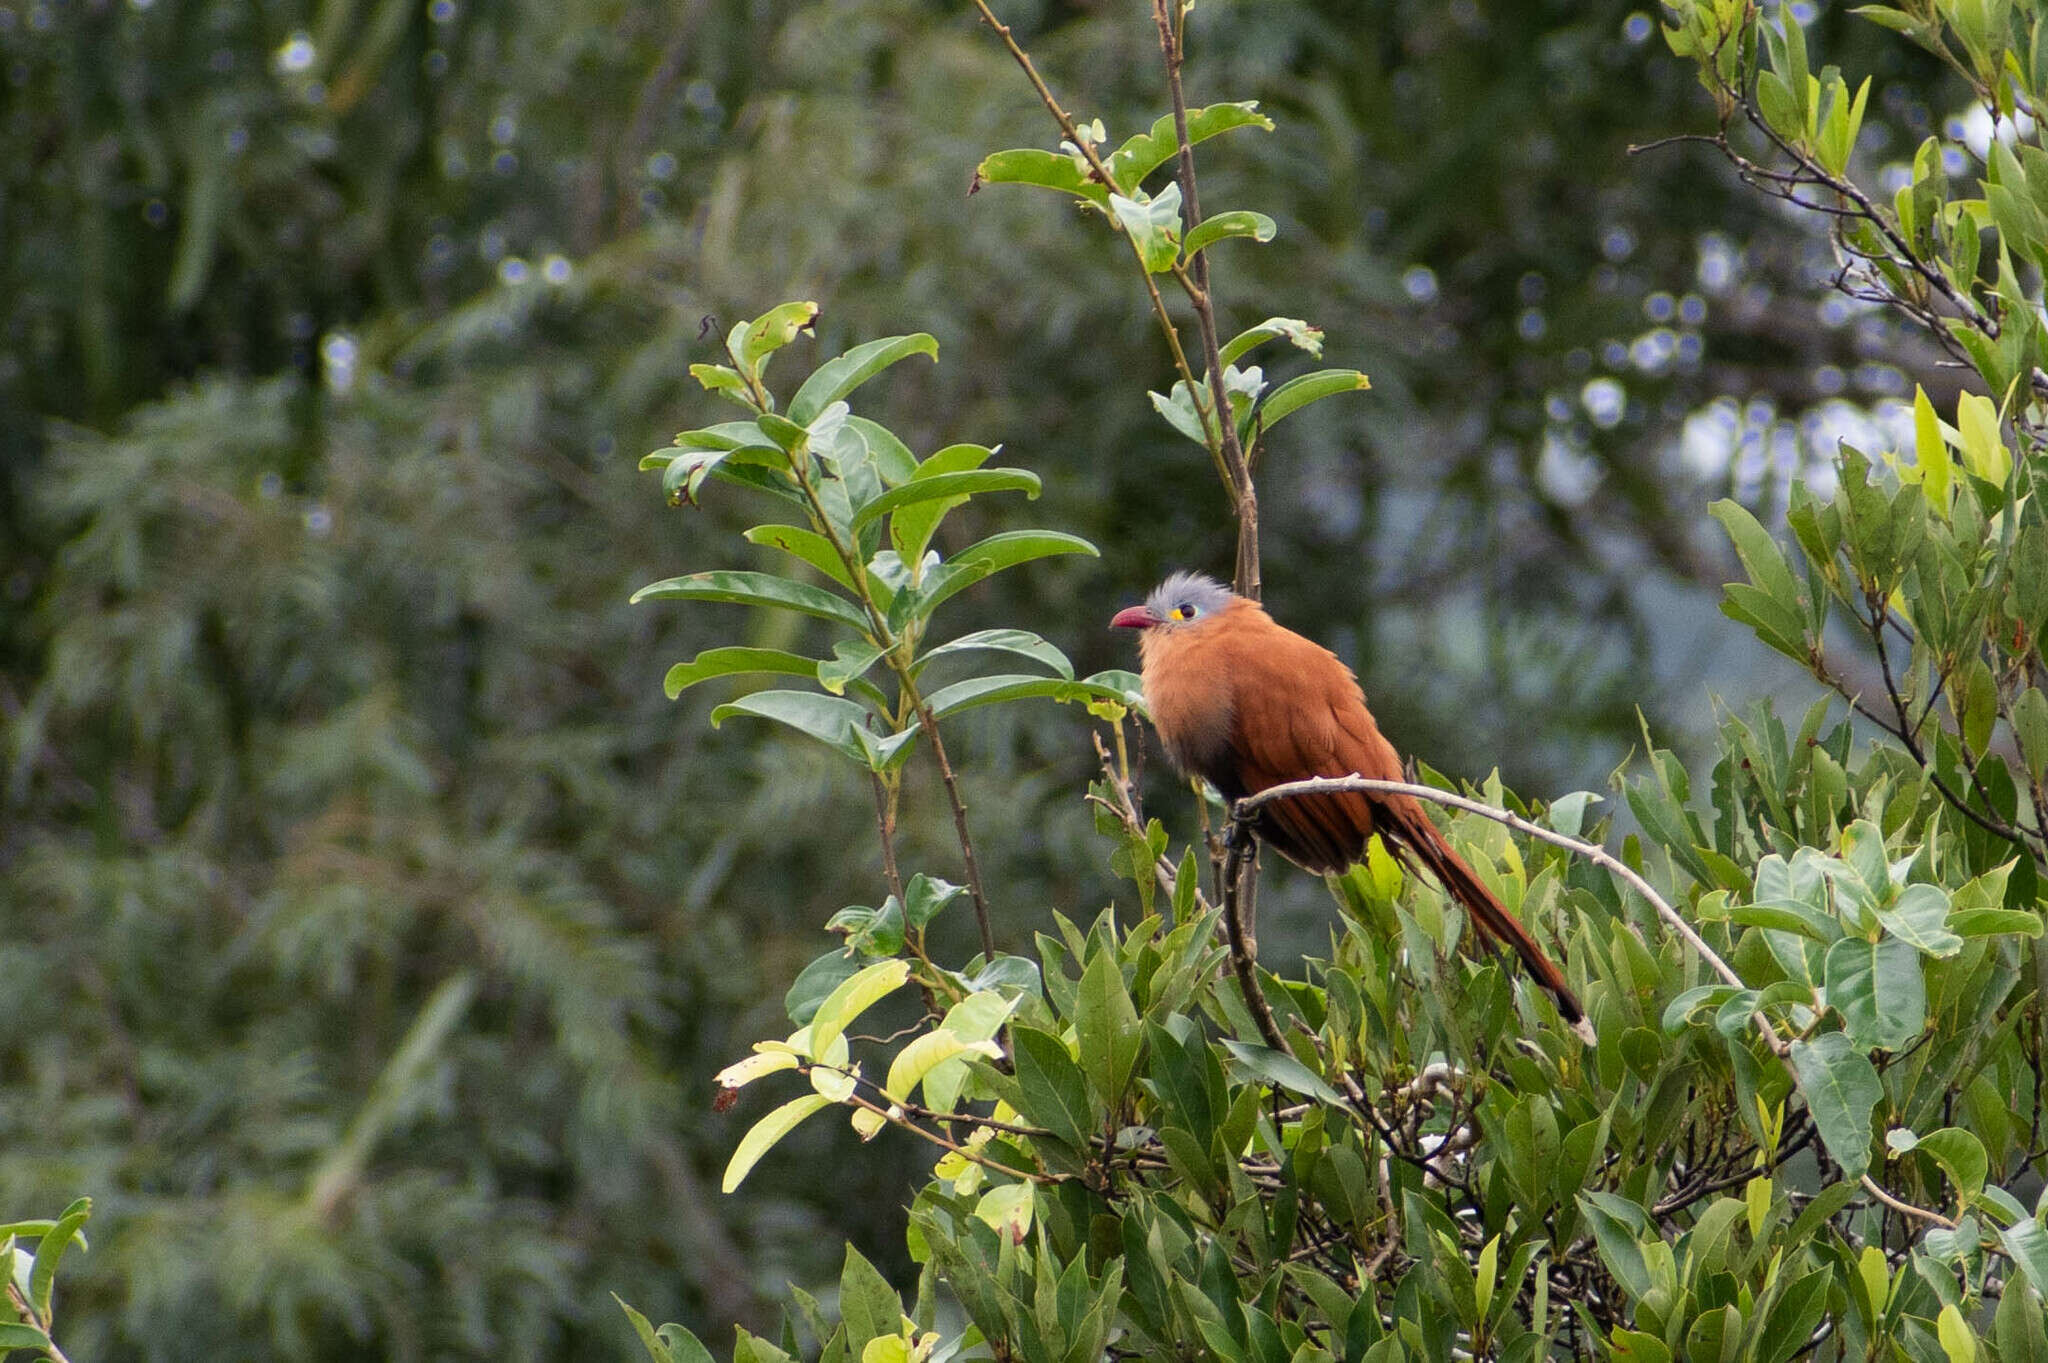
[1228,773,1960,1230]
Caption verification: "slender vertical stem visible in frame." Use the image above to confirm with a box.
[912,697,997,960]
[869,772,906,905]
[1151,0,1260,599]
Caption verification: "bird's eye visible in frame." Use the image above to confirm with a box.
[1173,602,1196,620]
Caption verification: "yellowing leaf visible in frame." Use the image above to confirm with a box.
[974,1182,1034,1243]
[884,1033,1002,1105]
[1955,391,2011,485]
[807,959,912,1061]
[1913,385,1952,516]
[722,1093,832,1193]
[714,1050,799,1088]
[850,1107,887,1140]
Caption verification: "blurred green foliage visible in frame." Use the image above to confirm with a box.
[0,0,1999,1355]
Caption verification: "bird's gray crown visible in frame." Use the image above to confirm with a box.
[1146,571,1236,624]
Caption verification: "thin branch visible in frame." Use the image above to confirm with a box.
[1228,773,1960,1230]
[1221,819,1286,1051]
[870,773,905,905]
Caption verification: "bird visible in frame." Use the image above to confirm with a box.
[1110,570,1594,1043]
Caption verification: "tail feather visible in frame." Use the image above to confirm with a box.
[1389,803,1596,1045]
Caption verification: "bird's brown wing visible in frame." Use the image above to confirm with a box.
[1224,613,1594,1038]
[1223,618,1399,874]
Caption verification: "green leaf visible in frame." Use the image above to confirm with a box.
[1577,1192,1653,1302]
[1756,71,1802,140]
[1010,1024,1094,1149]
[26,1197,88,1319]
[710,690,878,764]
[915,629,1073,681]
[723,1093,833,1192]
[920,673,1133,721]
[787,334,939,426]
[1710,499,1806,615]
[1246,368,1370,437]
[851,469,1041,532]
[1183,209,1276,258]
[1946,908,2044,938]
[1938,1304,1979,1363]
[631,570,870,632]
[743,524,860,592]
[1107,183,1184,273]
[1886,1126,1988,1200]
[973,147,1103,205]
[1876,882,1964,957]
[1824,934,1925,1050]
[663,647,819,699]
[1075,948,1142,1108]
[808,958,912,1061]
[1788,1032,1883,1178]
[1104,102,1274,192]
[615,1296,715,1363]
[838,1245,903,1356]
[911,531,1098,617]
[0,1325,54,1349]
[817,639,885,696]
[2001,1218,2048,1292]
[1218,1039,1346,1105]
[731,301,821,373]
[785,950,862,1027]
[1219,317,1325,368]
[922,990,1019,1115]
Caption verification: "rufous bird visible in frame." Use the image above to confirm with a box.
[1111,571,1594,1043]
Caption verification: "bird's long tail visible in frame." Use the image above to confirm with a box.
[1389,804,1596,1045]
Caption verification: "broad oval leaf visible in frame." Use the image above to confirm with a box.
[808,958,913,1062]
[663,647,818,700]
[1824,935,1925,1050]
[1789,1032,1883,1179]
[1875,882,1964,956]
[788,333,939,426]
[631,569,869,631]
[722,1093,833,1193]
[922,990,1020,1115]
[731,300,820,372]
[1183,209,1276,258]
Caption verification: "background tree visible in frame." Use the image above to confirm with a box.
[4,0,2038,1358]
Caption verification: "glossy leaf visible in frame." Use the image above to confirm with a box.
[787,333,938,426]
[1243,367,1370,436]
[851,469,1040,532]
[663,647,818,699]
[631,570,870,632]
[710,690,878,763]
[1107,184,1183,273]
[1010,1025,1093,1149]
[911,531,1098,617]
[1823,934,1924,1050]
[973,148,1103,205]
[1104,102,1274,191]
[1218,316,1325,368]
[915,628,1074,680]
[1183,209,1275,258]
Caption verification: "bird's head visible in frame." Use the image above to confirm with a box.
[1109,570,1237,632]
